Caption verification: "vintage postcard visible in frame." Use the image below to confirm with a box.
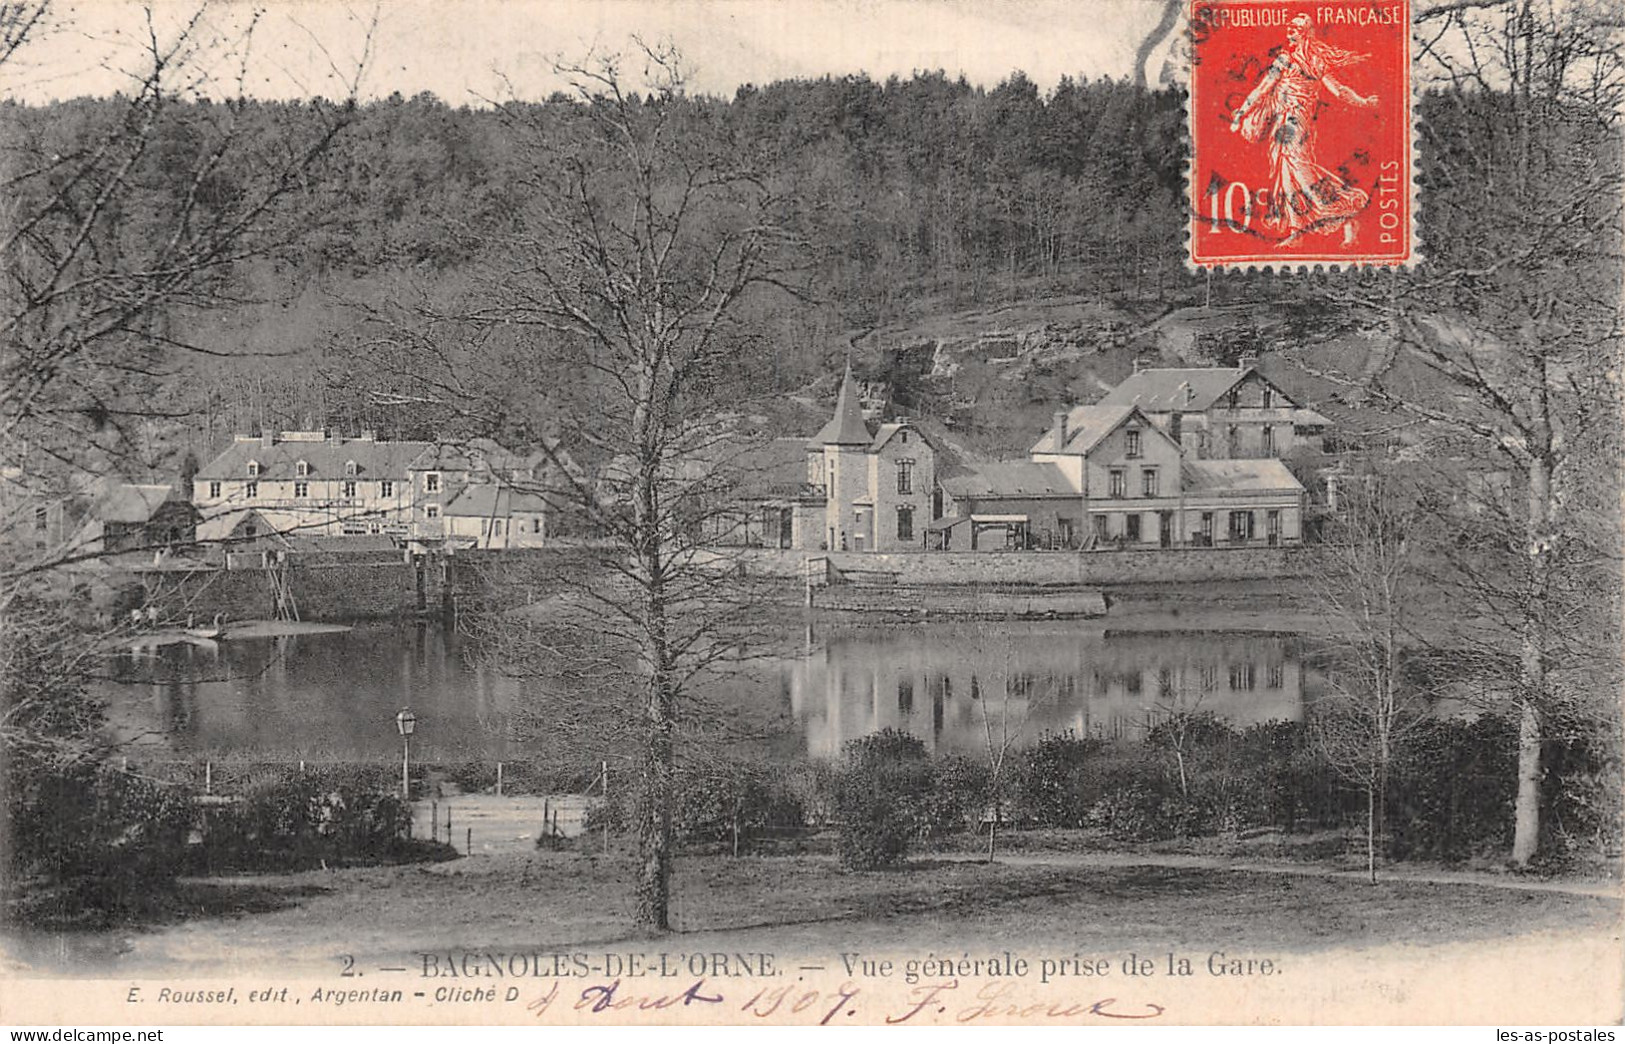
[1,0,1620,1031]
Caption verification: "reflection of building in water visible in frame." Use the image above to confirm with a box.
[788,623,1305,758]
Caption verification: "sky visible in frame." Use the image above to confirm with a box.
[2,0,1179,104]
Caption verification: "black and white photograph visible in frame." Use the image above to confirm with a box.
[1,0,1620,1028]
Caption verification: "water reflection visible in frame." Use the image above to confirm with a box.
[101,624,520,762]
[97,619,1311,762]
[787,622,1308,758]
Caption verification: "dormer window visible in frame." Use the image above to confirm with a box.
[295,460,310,478]
[246,461,261,478]
[345,460,358,476]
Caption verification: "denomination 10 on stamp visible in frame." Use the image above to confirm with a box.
[1188,0,1413,268]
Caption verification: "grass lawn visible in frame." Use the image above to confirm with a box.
[5,846,1617,978]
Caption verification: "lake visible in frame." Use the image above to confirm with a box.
[98,616,1318,765]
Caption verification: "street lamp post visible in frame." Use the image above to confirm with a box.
[396,708,416,800]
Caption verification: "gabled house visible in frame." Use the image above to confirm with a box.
[933,381,1308,551]
[441,485,550,549]
[662,366,938,553]
[75,481,198,556]
[805,366,935,552]
[1097,359,1331,460]
[407,438,543,547]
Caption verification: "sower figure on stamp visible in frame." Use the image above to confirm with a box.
[1229,13,1377,246]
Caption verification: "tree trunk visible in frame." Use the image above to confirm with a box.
[635,664,675,930]
[1511,441,1553,867]
[633,407,675,931]
[1366,783,1377,884]
[986,780,999,862]
[1510,697,1542,866]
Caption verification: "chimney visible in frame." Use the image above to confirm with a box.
[1052,409,1069,449]
[1238,353,1258,372]
[360,430,376,442]
[1133,357,1146,374]
[260,429,274,448]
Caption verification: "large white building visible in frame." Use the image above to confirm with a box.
[936,363,1316,551]
[192,431,552,551]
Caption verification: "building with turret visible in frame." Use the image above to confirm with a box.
[691,366,938,552]
[804,366,935,552]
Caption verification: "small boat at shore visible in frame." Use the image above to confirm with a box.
[182,627,224,640]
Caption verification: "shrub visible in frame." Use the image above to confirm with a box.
[199,770,411,871]
[1011,731,1108,827]
[835,729,935,869]
[5,763,194,923]
[1228,720,1356,832]
[1086,782,1217,841]
[670,757,805,850]
[1388,715,1516,862]
[922,755,992,837]
[1086,783,1166,840]
[1542,717,1624,866]
[578,756,806,852]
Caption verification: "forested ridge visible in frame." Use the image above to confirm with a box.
[5,73,1195,456]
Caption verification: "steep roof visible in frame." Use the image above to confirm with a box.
[442,484,552,517]
[1098,367,1258,412]
[90,483,179,523]
[196,436,432,481]
[811,365,872,446]
[407,437,529,473]
[1028,403,1138,455]
[1181,458,1305,495]
[942,461,1076,498]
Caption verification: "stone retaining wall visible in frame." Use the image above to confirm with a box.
[703,545,1317,587]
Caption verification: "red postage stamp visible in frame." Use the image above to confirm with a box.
[1188,0,1413,268]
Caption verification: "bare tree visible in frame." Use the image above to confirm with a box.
[1309,470,1430,883]
[378,43,805,930]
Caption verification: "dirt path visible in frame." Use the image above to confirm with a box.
[928,849,1622,899]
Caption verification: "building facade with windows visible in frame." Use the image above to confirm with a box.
[1096,360,1331,460]
[689,366,939,552]
[192,431,550,550]
[441,486,550,549]
[805,366,936,552]
[934,378,1309,551]
[193,431,425,545]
